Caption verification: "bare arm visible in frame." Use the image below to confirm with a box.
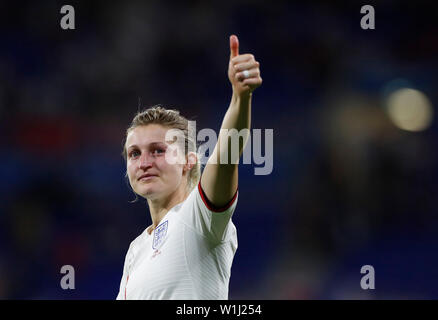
[200,35,262,208]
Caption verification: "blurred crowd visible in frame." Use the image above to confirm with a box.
[0,1,437,299]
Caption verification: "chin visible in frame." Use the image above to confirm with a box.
[136,182,167,200]
[136,181,181,201]
[136,186,158,199]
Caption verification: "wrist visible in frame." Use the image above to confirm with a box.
[232,91,252,105]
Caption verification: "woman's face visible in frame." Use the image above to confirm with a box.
[125,124,187,200]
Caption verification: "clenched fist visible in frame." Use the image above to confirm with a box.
[228,35,262,98]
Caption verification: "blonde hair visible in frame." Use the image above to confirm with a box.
[122,105,201,192]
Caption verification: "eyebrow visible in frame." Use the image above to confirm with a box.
[127,142,166,150]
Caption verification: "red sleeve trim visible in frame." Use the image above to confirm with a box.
[197,181,238,213]
[125,274,129,300]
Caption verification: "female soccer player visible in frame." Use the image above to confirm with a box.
[116,35,262,299]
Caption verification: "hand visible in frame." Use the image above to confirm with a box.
[228,35,262,98]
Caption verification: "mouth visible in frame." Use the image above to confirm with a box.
[138,174,158,181]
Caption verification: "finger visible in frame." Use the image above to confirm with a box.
[231,54,254,65]
[235,69,260,81]
[234,61,260,72]
[230,35,239,59]
[242,77,263,86]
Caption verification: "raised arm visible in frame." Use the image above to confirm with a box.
[200,35,262,208]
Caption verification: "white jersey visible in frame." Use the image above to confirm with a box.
[116,182,238,300]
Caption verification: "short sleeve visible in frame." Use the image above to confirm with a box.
[178,181,238,244]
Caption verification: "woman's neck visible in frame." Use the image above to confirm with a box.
[146,185,189,234]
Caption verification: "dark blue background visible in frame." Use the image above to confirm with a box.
[0,0,437,299]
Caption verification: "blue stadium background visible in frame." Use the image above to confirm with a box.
[0,0,437,299]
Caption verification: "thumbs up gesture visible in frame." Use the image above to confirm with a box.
[228,35,262,98]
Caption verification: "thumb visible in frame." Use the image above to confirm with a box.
[229,34,239,59]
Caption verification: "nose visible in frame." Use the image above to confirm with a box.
[138,152,154,170]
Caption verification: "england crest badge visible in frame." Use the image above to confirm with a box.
[152,220,168,250]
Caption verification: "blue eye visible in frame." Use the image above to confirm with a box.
[129,150,140,158]
[153,148,165,155]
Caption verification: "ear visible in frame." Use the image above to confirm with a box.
[184,152,197,172]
